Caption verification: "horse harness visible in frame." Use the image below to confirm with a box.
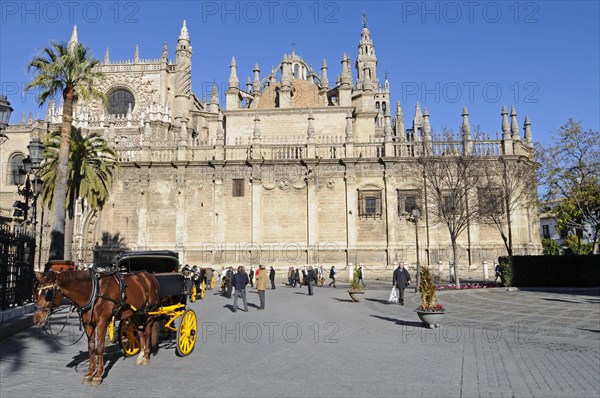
[38,269,154,327]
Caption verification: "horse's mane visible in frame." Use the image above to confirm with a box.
[55,270,92,283]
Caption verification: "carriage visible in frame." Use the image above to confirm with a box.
[112,250,198,357]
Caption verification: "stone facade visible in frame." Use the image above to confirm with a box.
[0,21,541,280]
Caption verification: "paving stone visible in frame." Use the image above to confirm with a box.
[0,285,599,397]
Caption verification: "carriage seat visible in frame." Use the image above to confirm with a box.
[154,272,185,297]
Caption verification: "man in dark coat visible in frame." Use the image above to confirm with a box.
[225,266,234,298]
[231,266,249,312]
[306,266,316,296]
[392,262,411,305]
[269,266,276,289]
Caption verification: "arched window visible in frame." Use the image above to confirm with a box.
[107,88,135,115]
[6,153,25,185]
[294,64,300,80]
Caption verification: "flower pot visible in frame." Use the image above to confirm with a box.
[348,290,364,302]
[415,310,444,329]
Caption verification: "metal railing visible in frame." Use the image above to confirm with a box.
[0,225,36,310]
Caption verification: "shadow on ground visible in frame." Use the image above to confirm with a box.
[370,314,424,328]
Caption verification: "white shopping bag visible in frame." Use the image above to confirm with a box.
[388,286,398,303]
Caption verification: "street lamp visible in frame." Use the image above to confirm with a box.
[0,95,13,145]
[12,138,45,227]
[402,207,422,293]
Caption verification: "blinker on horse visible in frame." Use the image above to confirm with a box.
[34,269,160,386]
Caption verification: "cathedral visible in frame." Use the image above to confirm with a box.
[0,20,540,280]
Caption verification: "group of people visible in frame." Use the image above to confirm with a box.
[286,265,341,288]
[219,265,276,311]
[205,262,415,311]
[181,265,215,297]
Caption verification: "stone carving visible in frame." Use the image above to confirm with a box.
[86,72,160,119]
[278,177,290,190]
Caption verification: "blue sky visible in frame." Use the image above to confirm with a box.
[1,0,599,145]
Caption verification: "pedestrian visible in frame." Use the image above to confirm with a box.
[392,262,411,305]
[269,266,276,289]
[205,267,214,290]
[494,263,502,283]
[192,265,202,298]
[306,266,316,295]
[232,266,249,312]
[225,266,234,298]
[249,266,255,287]
[358,265,366,287]
[294,268,301,287]
[289,267,295,287]
[256,264,268,309]
[328,266,337,287]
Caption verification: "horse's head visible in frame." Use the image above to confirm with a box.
[33,271,64,325]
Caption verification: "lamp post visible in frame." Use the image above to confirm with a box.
[403,207,421,293]
[0,95,13,145]
[13,138,44,227]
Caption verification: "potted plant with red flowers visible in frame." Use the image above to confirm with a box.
[415,266,445,328]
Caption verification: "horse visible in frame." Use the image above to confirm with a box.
[33,269,160,386]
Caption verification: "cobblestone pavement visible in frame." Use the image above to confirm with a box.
[1,283,598,398]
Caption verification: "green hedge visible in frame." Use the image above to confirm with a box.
[498,255,600,287]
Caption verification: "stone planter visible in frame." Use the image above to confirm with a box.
[415,310,445,329]
[348,290,364,302]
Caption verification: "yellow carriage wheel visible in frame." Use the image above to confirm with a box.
[118,319,140,357]
[190,284,197,303]
[210,276,216,289]
[176,309,197,357]
[200,281,205,299]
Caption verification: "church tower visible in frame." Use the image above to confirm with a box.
[355,14,378,89]
[174,20,192,125]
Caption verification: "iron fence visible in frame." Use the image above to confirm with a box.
[0,225,36,310]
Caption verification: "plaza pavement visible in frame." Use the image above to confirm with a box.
[0,280,598,398]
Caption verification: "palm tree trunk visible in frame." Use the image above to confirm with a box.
[64,215,75,261]
[48,89,74,260]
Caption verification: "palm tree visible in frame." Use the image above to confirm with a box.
[39,128,118,260]
[26,28,104,260]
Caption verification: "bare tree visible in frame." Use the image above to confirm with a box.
[419,153,481,288]
[479,156,537,256]
[536,119,600,253]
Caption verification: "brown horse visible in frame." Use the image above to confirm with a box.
[34,269,160,386]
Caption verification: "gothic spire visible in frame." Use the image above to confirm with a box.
[345,110,353,141]
[422,108,431,138]
[179,20,189,41]
[356,15,377,86]
[134,44,139,63]
[524,115,532,145]
[501,105,510,139]
[210,82,219,104]
[104,47,110,64]
[395,101,405,139]
[510,105,520,140]
[320,59,329,89]
[253,63,261,93]
[228,57,239,88]
[461,106,471,139]
[413,102,423,128]
[162,42,168,59]
[68,25,78,53]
